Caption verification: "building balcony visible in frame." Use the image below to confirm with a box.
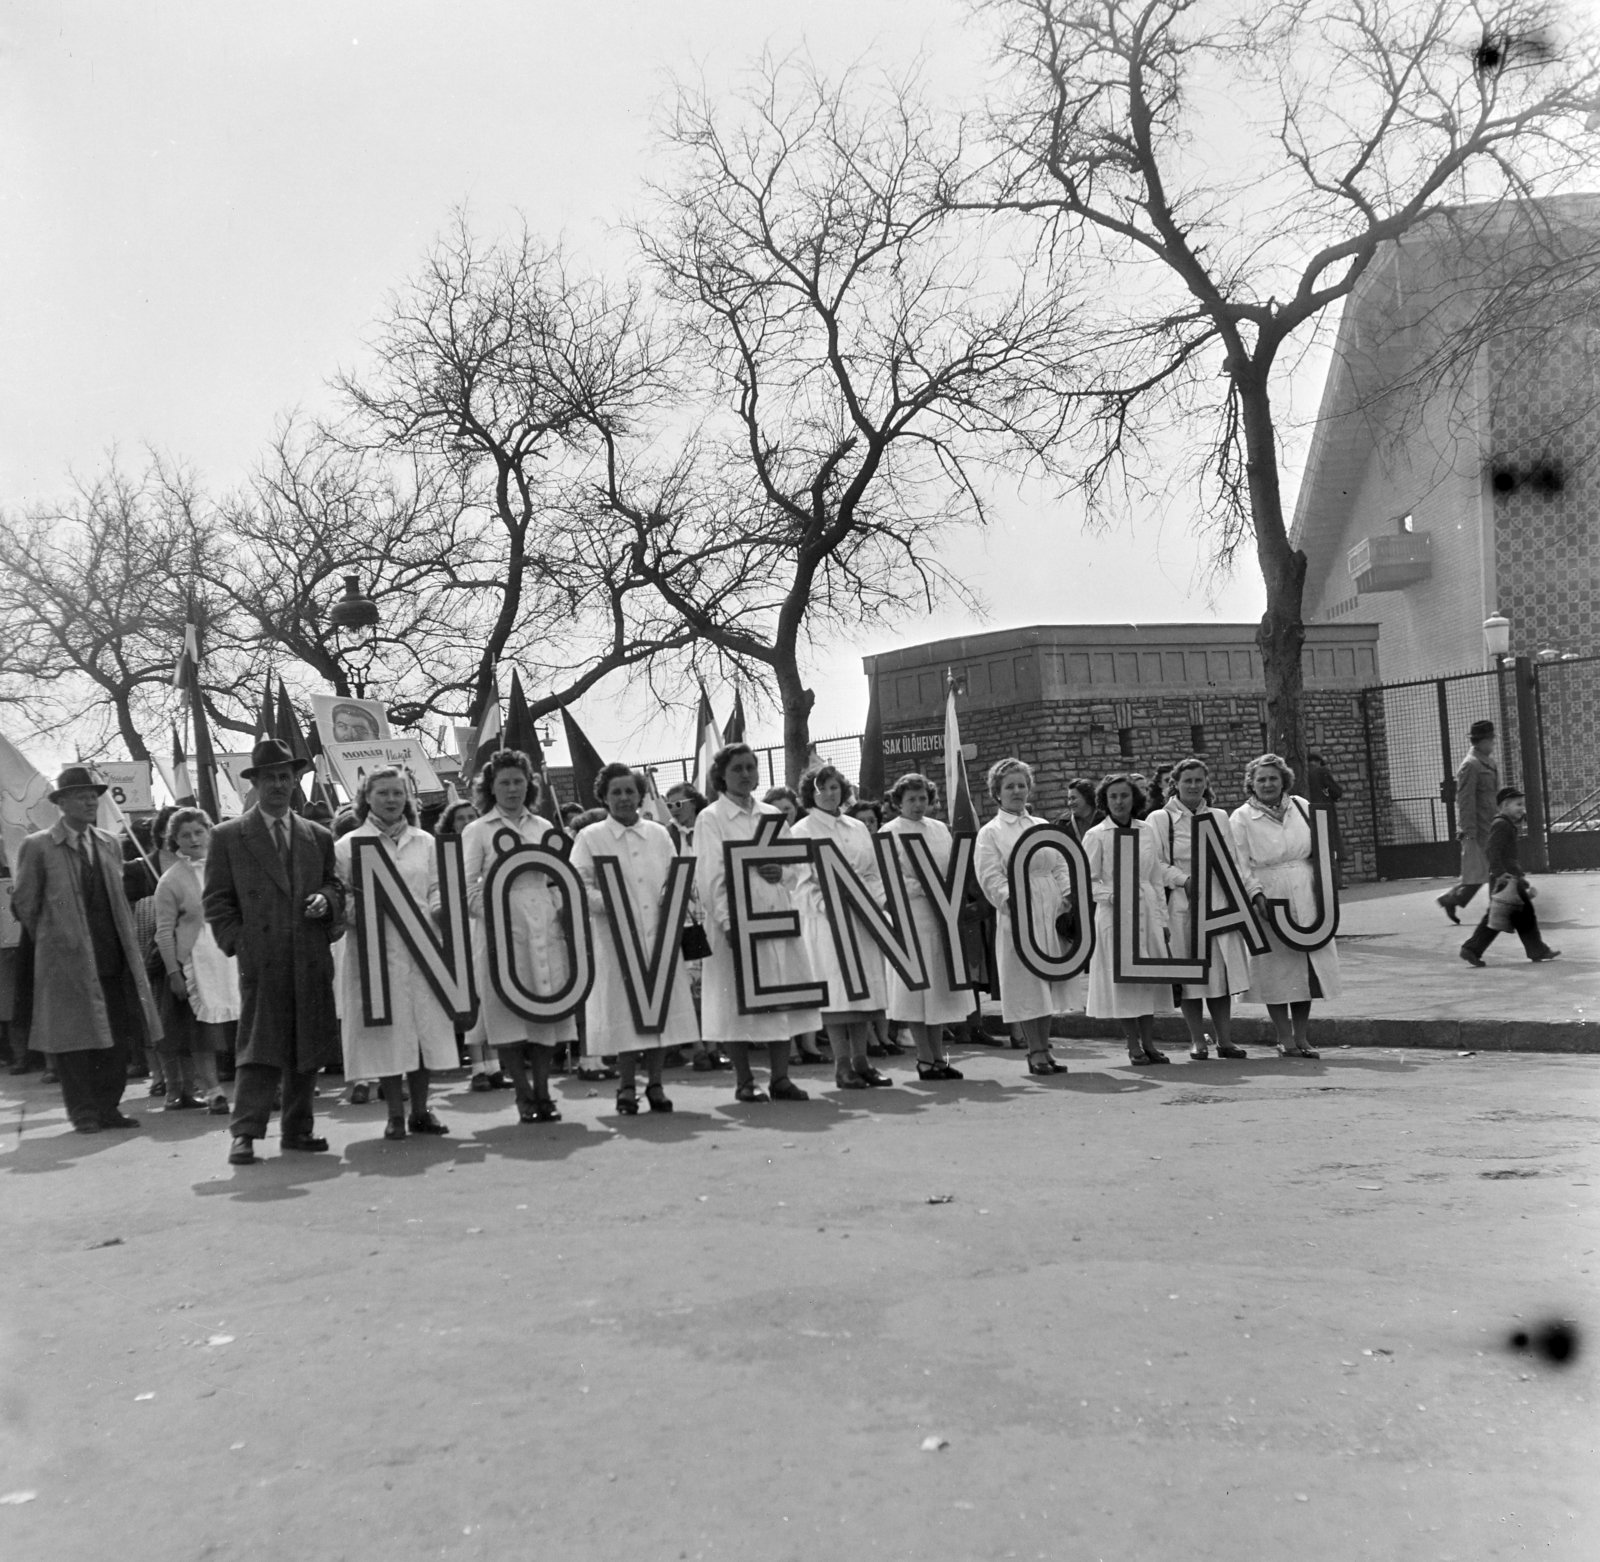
[1348,532,1432,593]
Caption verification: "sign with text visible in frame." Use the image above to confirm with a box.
[96,761,154,814]
[325,737,444,801]
[883,729,976,762]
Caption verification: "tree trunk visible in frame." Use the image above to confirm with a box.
[774,650,815,788]
[1238,372,1309,793]
[113,694,150,762]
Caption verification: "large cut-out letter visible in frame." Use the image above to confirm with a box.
[896,832,980,989]
[592,854,695,1034]
[808,837,929,1003]
[352,835,478,1029]
[1112,827,1206,985]
[1189,814,1272,959]
[725,815,829,1015]
[1259,805,1341,952]
[482,829,594,1021]
[1005,824,1094,982]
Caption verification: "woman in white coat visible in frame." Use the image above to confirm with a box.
[1231,754,1342,1059]
[461,749,577,1122]
[570,763,698,1115]
[335,768,456,1140]
[791,764,893,1091]
[1147,757,1252,1060]
[879,773,968,1081]
[694,744,818,1104]
[1084,773,1180,1065]
[974,757,1080,1076]
[153,808,239,1114]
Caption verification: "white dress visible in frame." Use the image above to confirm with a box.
[1230,798,1343,1004]
[570,816,699,1053]
[878,816,975,1026]
[975,809,1085,1023]
[1146,800,1255,1000]
[335,820,460,1076]
[694,795,822,1044]
[461,807,579,1047]
[790,809,888,1019]
[1083,816,1180,1020]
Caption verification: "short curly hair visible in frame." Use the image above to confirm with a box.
[888,771,937,807]
[593,762,646,805]
[354,765,418,826]
[664,781,708,816]
[986,757,1034,801]
[1094,772,1148,818]
[1244,753,1295,796]
[798,764,853,810]
[708,743,757,797]
[474,748,539,815]
[164,806,213,852]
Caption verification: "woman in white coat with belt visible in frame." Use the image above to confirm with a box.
[570,763,699,1116]
[1083,773,1180,1065]
[335,768,457,1139]
[1230,754,1341,1058]
[790,764,894,1092]
[879,773,968,1080]
[694,744,818,1104]
[974,757,1079,1076]
[461,749,577,1122]
[1147,758,1252,1060]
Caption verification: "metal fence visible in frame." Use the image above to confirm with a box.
[637,733,865,793]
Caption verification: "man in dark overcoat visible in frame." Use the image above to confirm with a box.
[10,766,162,1131]
[204,739,344,1166]
[1437,719,1498,922]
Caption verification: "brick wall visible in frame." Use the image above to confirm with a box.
[887,686,1380,880]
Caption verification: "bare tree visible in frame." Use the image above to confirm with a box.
[335,215,680,722]
[608,56,1083,782]
[971,0,1600,778]
[0,454,249,759]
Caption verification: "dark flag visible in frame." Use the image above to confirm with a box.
[258,677,278,742]
[504,670,546,776]
[724,688,747,745]
[561,706,606,810]
[858,675,884,805]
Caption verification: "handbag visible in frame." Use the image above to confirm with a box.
[1486,875,1525,932]
[679,923,712,961]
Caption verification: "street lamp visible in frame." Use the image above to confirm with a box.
[328,574,381,698]
[1482,613,1511,663]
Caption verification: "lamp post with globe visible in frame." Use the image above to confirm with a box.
[328,575,381,700]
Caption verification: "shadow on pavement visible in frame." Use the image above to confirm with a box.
[191,1149,346,1201]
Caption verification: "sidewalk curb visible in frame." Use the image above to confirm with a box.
[1045,1015,1600,1054]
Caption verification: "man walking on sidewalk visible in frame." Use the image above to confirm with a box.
[1438,720,1499,923]
[204,739,344,1166]
[1459,786,1560,967]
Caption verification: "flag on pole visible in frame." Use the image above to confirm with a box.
[504,671,544,773]
[0,730,58,866]
[858,672,885,804]
[461,676,502,785]
[257,677,278,742]
[724,688,747,745]
[174,623,222,823]
[153,729,190,806]
[691,684,723,798]
[560,706,606,810]
[943,675,978,834]
[276,681,318,806]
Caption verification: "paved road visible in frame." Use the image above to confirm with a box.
[2,1042,1595,1561]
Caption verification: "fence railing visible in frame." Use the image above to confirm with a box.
[636,733,866,793]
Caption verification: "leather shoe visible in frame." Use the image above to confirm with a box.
[1459,947,1486,968]
[228,1136,257,1165]
[74,1119,103,1134]
[281,1134,329,1152]
[103,1112,141,1128]
[769,1077,810,1101]
[407,1111,449,1135]
[1531,948,1561,962]
[1436,893,1460,924]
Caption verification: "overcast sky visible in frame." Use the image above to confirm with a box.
[2,0,1295,770]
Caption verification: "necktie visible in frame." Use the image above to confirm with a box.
[274,818,291,874]
[78,831,95,892]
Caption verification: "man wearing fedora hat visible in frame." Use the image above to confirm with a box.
[10,766,163,1132]
[204,739,344,1166]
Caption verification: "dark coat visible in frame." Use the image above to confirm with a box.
[203,807,344,1073]
[10,821,162,1054]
